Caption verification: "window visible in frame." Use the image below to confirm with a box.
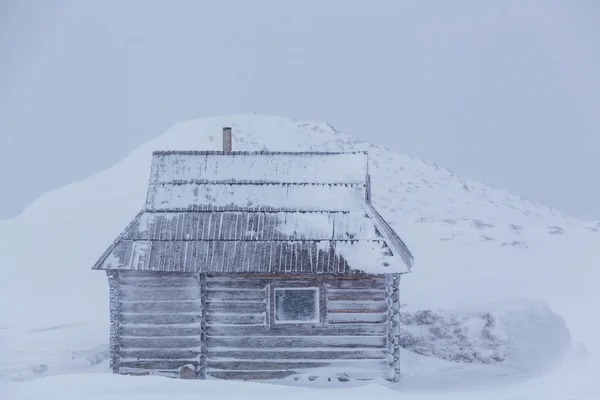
[274,288,319,323]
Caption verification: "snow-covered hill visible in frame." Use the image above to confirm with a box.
[0,115,598,398]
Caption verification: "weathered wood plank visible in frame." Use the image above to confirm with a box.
[120,313,201,325]
[121,349,200,360]
[120,301,201,313]
[120,367,179,377]
[206,290,265,302]
[207,360,330,370]
[206,279,267,290]
[119,288,200,301]
[327,301,387,313]
[207,335,386,348]
[207,349,387,360]
[324,279,386,290]
[206,314,266,325]
[206,302,266,314]
[119,325,201,337]
[207,370,297,380]
[120,360,199,369]
[327,313,388,324]
[120,337,201,349]
[120,276,197,287]
[206,324,387,336]
[327,290,387,301]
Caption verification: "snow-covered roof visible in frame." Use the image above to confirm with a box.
[94,151,413,274]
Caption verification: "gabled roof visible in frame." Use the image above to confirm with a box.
[93,151,413,274]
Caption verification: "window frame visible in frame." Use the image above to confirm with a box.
[268,282,325,328]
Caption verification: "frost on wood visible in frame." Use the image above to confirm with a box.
[147,183,367,212]
[94,151,413,274]
[149,152,368,185]
[93,149,414,382]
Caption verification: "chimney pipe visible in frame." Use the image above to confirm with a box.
[222,127,232,152]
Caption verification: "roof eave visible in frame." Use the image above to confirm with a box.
[92,210,145,270]
[364,202,414,273]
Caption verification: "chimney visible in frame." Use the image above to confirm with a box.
[222,127,232,152]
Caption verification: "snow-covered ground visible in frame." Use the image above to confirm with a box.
[0,115,598,399]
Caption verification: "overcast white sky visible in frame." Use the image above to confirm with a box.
[1,0,599,220]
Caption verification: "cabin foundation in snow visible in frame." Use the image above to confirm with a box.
[93,135,413,382]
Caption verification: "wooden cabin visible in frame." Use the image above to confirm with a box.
[93,128,414,382]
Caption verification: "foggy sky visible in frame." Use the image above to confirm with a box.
[1,0,599,220]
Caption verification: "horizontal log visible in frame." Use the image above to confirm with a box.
[207,314,265,325]
[327,291,386,301]
[324,279,386,290]
[206,302,266,314]
[119,325,201,337]
[119,288,201,301]
[327,313,388,324]
[206,279,267,290]
[120,301,200,313]
[206,335,386,348]
[207,370,297,380]
[122,349,200,360]
[327,301,387,313]
[207,360,329,371]
[207,324,387,336]
[120,276,197,287]
[206,290,265,302]
[120,313,201,325]
[119,367,179,377]
[207,349,387,360]
[120,360,199,370]
[120,337,201,349]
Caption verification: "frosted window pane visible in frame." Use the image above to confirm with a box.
[275,289,318,323]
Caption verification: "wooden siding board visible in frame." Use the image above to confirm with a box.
[327,313,388,324]
[121,349,200,360]
[121,360,199,370]
[206,302,266,314]
[327,290,387,301]
[121,314,201,325]
[120,326,201,337]
[206,336,385,349]
[119,288,200,301]
[327,301,387,313]
[207,349,387,360]
[207,370,296,380]
[120,301,201,314]
[206,324,387,336]
[120,337,201,349]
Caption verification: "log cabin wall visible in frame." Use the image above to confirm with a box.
[204,274,390,380]
[110,272,396,380]
[113,271,202,377]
